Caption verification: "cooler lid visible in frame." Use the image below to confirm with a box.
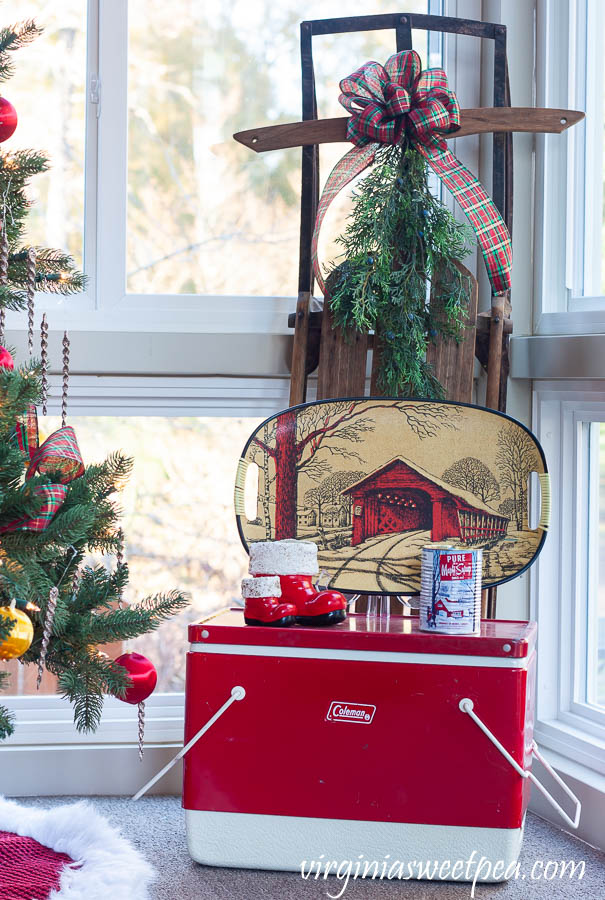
[188,610,536,659]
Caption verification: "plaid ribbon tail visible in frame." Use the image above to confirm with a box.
[311,144,378,294]
[0,484,68,534]
[417,144,512,294]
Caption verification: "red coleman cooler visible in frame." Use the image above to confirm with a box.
[181,610,575,876]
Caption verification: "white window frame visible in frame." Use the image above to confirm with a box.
[5,0,300,338]
[531,380,605,776]
[4,0,484,346]
[534,0,605,334]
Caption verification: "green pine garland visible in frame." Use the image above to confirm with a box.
[325,142,475,399]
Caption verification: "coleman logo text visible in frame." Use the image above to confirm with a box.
[327,701,376,724]
[440,552,474,580]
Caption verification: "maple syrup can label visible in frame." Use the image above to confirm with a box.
[419,546,482,635]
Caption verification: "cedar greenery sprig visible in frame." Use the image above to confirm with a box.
[325,142,474,399]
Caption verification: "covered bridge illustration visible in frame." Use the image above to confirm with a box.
[342,456,509,546]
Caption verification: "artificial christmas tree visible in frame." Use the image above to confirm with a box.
[0,18,189,740]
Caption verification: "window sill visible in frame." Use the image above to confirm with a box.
[3,743,182,797]
[511,333,605,379]
[3,693,185,746]
[535,718,605,777]
[6,294,299,336]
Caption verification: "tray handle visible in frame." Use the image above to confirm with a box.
[459,698,580,830]
[537,473,551,532]
[234,457,249,516]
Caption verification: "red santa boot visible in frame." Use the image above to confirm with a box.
[241,576,296,627]
[249,540,346,627]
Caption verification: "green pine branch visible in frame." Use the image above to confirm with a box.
[0,20,42,82]
[0,700,14,740]
[82,591,190,644]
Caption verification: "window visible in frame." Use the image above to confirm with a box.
[126,0,432,297]
[531,383,605,776]
[535,0,605,330]
[4,0,434,340]
[0,375,290,750]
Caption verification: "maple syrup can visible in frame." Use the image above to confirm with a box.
[420,546,482,635]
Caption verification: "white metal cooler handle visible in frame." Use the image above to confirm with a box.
[131,685,246,801]
[459,698,581,830]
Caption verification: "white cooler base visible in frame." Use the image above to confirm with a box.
[185,810,525,882]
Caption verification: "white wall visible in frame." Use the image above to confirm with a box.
[481,0,535,619]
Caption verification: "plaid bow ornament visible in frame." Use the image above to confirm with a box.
[0,405,84,533]
[312,50,512,296]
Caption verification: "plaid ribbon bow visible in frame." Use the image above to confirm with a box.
[312,50,512,297]
[0,405,84,533]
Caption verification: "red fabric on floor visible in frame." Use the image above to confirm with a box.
[0,831,74,899]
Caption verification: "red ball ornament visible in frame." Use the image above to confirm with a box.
[0,97,17,143]
[114,652,157,704]
[0,346,14,370]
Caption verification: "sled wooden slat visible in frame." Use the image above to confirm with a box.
[233,108,583,153]
[426,262,479,406]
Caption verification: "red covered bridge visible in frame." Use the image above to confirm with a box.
[342,456,509,546]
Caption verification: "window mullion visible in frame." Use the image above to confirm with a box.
[96,0,128,310]
[585,424,600,706]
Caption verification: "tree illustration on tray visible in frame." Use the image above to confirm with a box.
[304,472,366,529]
[495,424,539,531]
[251,400,461,539]
[0,18,189,740]
[442,457,501,504]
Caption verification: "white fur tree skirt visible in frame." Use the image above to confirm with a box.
[0,796,155,899]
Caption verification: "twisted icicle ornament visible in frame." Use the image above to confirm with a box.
[61,331,69,428]
[61,331,70,427]
[116,528,125,609]
[138,701,145,761]
[26,247,36,354]
[40,313,49,415]
[37,586,58,689]
[0,221,8,285]
[0,221,8,343]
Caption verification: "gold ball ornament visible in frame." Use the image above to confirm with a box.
[0,604,34,660]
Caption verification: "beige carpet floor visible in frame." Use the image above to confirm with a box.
[16,797,605,899]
